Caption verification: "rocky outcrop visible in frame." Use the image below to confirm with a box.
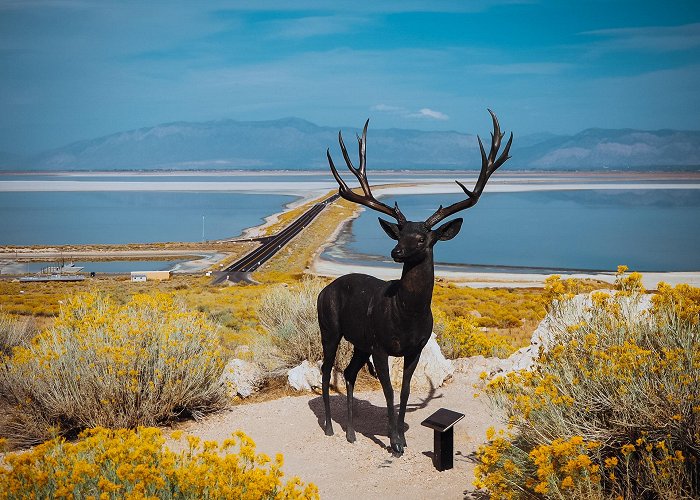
[470,291,655,377]
[388,333,454,390]
[221,358,263,399]
[287,360,323,391]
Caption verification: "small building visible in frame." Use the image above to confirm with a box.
[130,270,171,282]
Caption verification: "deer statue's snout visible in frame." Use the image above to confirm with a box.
[391,246,405,262]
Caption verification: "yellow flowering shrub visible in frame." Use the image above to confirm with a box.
[433,283,549,329]
[434,312,516,359]
[614,265,645,296]
[543,274,606,305]
[0,427,318,499]
[652,281,700,325]
[0,293,227,449]
[474,275,700,499]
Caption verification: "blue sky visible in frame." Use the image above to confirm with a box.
[1,0,699,154]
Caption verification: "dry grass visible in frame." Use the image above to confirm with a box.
[255,277,353,372]
[0,312,36,356]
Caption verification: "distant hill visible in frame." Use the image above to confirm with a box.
[2,117,699,171]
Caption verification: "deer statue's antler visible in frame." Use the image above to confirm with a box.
[424,109,512,228]
[327,119,407,225]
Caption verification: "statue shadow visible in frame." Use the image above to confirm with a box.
[307,384,443,453]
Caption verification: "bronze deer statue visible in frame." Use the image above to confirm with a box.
[317,110,512,454]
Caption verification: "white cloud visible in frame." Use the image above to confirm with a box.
[372,104,449,121]
[264,15,372,39]
[371,104,407,113]
[582,23,700,53]
[469,62,572,75]
[411,108,450,120]
[211,0,532,14]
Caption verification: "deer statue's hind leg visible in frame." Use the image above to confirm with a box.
[343,348,371,443]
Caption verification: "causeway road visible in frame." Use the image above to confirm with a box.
[212,194,339,284]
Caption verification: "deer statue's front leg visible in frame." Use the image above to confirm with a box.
[372,351,403,454]
[397,349,421,448]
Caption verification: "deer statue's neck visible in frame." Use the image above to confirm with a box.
[398,250,435,314]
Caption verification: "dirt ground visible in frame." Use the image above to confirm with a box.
[178,371,499,499]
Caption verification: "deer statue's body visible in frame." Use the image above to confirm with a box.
[317,110,512,454]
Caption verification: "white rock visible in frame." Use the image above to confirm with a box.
[388,333,454,390]
[287,360,322,391]
[221,358,263,399]
[314,360,346,390]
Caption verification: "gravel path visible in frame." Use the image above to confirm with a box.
[178,372,498,499]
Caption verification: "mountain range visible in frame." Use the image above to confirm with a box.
[2,117,699,171]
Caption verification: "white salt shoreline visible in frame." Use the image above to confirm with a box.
[0,178,700,193]
[309,258,700,289]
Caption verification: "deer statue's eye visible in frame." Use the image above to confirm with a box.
[418,236,425,243]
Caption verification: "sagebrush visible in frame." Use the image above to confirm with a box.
[474,274,700,499]
[256,278,352,371]
[0,312,35,355]
[0,292,227,448]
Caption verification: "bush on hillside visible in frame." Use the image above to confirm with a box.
[0,427,318,499]
[0,292,227,449]
[434,312,516,359]
[474,276,700,499]
[256,278,352,371]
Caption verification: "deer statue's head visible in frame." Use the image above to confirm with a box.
[378,219,462,264]
[327,109,512,265]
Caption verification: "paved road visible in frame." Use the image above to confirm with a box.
[212,194,339,284]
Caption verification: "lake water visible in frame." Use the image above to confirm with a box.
[2,172,699,272]
[0,191,296,245]
[326,190,700,272]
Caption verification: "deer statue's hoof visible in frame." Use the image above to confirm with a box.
[346,429,356,443]
[391,441,404,455]
[324,424,334,436]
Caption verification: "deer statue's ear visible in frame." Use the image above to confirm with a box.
[378,217,401,240]
[435,218,463,241]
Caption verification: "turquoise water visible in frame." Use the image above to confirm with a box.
[0,191,296,245]
[332,190,700,272]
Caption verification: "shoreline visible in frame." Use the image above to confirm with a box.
[310,255,700,289]
[2,172,699,285]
